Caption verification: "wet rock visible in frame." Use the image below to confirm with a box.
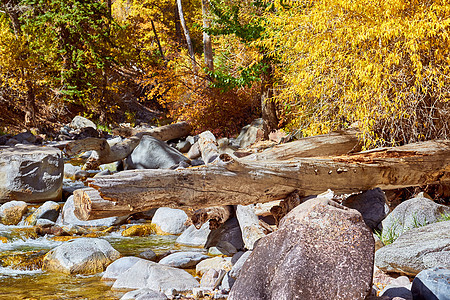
[0,145,63,203]
[159,251,209,268]
[112,259,200,294]
[0,250,47,270]
[57,195,126,227]
[375,221,450,276]
[176,222,211,247]
[120,288,168,300]
[43,237,120,274]
[229,197,374,300]
[342,188,389,230]
[411,266,450,300]
[35,224,68,236]
[70,116,97,130]
[139,250,157,262]
[0,200,28,225]
[151,207,188,235]
[381,196,450,242]
[102,256,146,281]
[122,224,157,237]
[235,205,266,250]
[24,201,60,226]
[125,136,189,170]
[196,257,233,276]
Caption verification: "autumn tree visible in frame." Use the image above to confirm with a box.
[261,0,450,148]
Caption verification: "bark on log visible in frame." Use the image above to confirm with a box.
[241,128,361,162]
[111,121,191,139]
[65,122,191,169]
[73,140,450,220]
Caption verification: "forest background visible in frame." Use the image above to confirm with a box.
[1,0,449,148]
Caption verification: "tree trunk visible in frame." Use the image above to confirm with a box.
[73,140,450,220]
[261,63,278,139]
[176,0,197,74]
[151,19,166,62]
[2,0,22,37]
[201,0,214,73]
[24,80,36,128]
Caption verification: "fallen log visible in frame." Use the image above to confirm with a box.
[190,205,234,230]
[73,140,450,220]
[65,122,191,170]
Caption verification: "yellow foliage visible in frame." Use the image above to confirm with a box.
[261,0,450,147]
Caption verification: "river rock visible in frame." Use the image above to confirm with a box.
[200,269,220,289]
[139,250,157,261]
[125,136,188,170]
[102,256,146,281]
[13,131,37,144]
[176,222,211,247]
[151,207,188,235]
[206,217,244,254]
[196,256,233,276]
[24,201,60,225]
[233,118,263,149]
[229,251,252,279]
[112,260,200,294]
[375,221,450,276]
[342,188,389,230]
[120,288,168,300]
[122,224,157,237]
[187,142,201,160]
[411,266,450,300]
[235,205,266,250]
[57,195,126,227]
[64,163,82,179]
[159,251,209,268]
[229,197,375,300]
[70,116,96,130]
[0,145,63,203]
[43,237,120,274]
[379,276,412,300]
[0,200,28,225]
[381,196,450,242]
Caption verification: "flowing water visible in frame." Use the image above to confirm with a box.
[0,224,201,299]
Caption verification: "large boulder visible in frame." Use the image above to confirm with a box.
[0,200,28,225]
[70,116,96,130]
[125,136,189,170]
[411,266,450,300]
[342,188,389,230]
[24,201,60,226]
[151,207,189,235]
[158,251,209,268]
[229,198,375,300]
[375,221,450,276]
[42,238,120,274]
[381,196,450,243]
[57,195,126,227]
[0,145,63,203]
[176,222,211,247]
[111,259,200,294]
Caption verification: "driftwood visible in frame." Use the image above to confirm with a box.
[73,140,450,220]
[65,122,191,170]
